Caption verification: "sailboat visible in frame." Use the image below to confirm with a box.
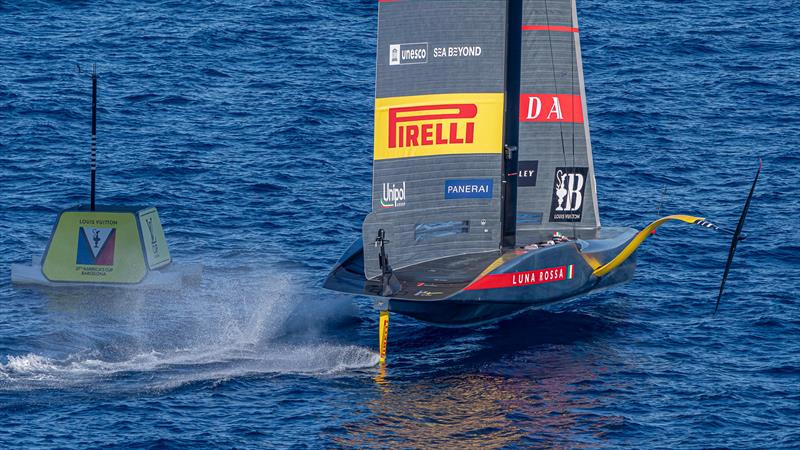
[324,0,758,362]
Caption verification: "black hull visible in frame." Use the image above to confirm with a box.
[324,227,637,327]
[388,257,635,326]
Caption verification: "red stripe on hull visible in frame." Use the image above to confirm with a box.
[466,265,568,291]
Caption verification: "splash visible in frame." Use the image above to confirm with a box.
[0,270,377,391]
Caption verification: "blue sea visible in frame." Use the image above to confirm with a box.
[1,0,798,448]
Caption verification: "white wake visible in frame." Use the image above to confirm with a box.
[0,270,377,390]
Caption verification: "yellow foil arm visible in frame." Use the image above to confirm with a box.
[592,215,704,277]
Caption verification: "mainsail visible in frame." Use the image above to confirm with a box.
[363,0,509,280]
[363,0,599,280]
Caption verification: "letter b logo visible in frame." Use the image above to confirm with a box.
[550,167,589,222]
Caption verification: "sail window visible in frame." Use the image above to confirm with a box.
[414,221,470,242]
[517,212,543,225]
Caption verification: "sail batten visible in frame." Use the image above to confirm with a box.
[521,25,578,32]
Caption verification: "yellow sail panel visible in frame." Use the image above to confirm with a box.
[374,93,504,161]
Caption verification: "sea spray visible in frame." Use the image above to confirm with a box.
[0,268,376,391]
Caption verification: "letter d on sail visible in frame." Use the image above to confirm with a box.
[525,96,542,120]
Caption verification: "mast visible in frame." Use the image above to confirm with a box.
[90,64,97,211]
[502,0,523,249]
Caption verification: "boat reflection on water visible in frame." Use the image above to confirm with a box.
[336,311,628,448]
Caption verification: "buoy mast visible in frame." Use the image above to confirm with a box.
[90,64,97,211]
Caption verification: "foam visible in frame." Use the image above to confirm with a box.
[0,344,377,388]
[0,270,377,390]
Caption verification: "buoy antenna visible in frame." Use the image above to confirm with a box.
[90,64,97,211]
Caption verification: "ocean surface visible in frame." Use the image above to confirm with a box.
[1,0,798,448]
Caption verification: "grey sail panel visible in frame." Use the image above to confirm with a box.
[364,154,503,280]
[515,0,600,231]
[375,0,508,98]
[363,0,508,281]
